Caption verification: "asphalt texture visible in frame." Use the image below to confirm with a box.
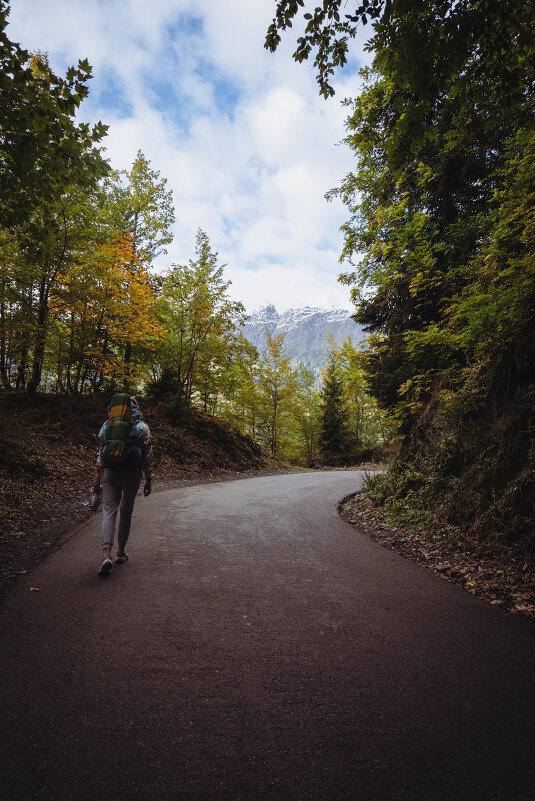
[0,472,534,801]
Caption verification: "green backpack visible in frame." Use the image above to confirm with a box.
[101,393,132,464]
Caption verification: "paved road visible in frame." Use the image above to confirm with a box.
[1,472,534,801]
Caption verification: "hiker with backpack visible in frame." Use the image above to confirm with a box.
[94,393,153,576]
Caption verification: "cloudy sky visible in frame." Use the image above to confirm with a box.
[7,0,371,313]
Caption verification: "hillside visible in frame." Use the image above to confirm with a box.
[241,305,363,375]
[0,394,276,599]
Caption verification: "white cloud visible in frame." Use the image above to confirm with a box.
[6,0,371,313]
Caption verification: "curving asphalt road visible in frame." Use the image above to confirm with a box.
[0,471,534,801]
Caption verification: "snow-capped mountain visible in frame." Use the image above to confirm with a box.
[241,305,363,375]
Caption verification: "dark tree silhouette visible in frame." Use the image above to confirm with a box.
[319,355,352,465]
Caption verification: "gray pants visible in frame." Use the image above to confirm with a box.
[101,464,142,550]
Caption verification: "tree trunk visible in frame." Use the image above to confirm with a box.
[56,336,64,393]
[15,355,26,390]
[123,211,139,392]
[123,340,132,391]
[0,272,7,388]
[27,271,48,405]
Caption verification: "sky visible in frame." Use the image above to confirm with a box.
[7,0,372,313]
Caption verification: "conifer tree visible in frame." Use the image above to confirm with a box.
[319,352,351,465]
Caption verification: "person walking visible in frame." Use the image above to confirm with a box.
[94,394,153,576]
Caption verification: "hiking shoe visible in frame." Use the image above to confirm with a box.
[98,551,113,576]
[115,550,129,564]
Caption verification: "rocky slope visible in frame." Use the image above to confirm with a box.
[241,305,363,375]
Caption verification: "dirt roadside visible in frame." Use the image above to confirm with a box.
[339,490,535,620]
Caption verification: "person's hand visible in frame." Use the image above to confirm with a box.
[143,479,152,497]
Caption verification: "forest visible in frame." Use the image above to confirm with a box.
[267,0,535,554]
[0,1,385,470]
[2,0,534,558]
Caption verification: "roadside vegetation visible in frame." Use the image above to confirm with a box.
[267,0,535,565]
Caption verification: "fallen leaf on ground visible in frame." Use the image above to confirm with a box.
[339,491,535,620]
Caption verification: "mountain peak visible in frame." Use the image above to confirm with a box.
[242,305,362,375]
[250,304,280,323]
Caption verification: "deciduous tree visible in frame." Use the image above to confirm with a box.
[0,4,108,227]
[154,230,246,413]
[267,0,535,541]
[256,332,300,457]
[108,152,175,377]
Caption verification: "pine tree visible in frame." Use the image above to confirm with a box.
[319,353,351,465]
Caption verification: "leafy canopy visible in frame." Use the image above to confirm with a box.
[0,1,109,227]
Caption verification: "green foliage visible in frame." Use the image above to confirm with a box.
[317,334,393,464]
[0,150,170,398]
[219,331,322,464]
[292,364,322,464]
[108,151,175,266]
[269,0,535,545]
[337,334,393,450]
[319,348,351,464]
[152,230,246,413]
[214,335,261,436]
[255,332,300,458]
[265,1,382,97]
[106,152,175,385]
[0,3,108,228]
[0,9,111,400]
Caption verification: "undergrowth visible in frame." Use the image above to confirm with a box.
[365,395,535,559]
